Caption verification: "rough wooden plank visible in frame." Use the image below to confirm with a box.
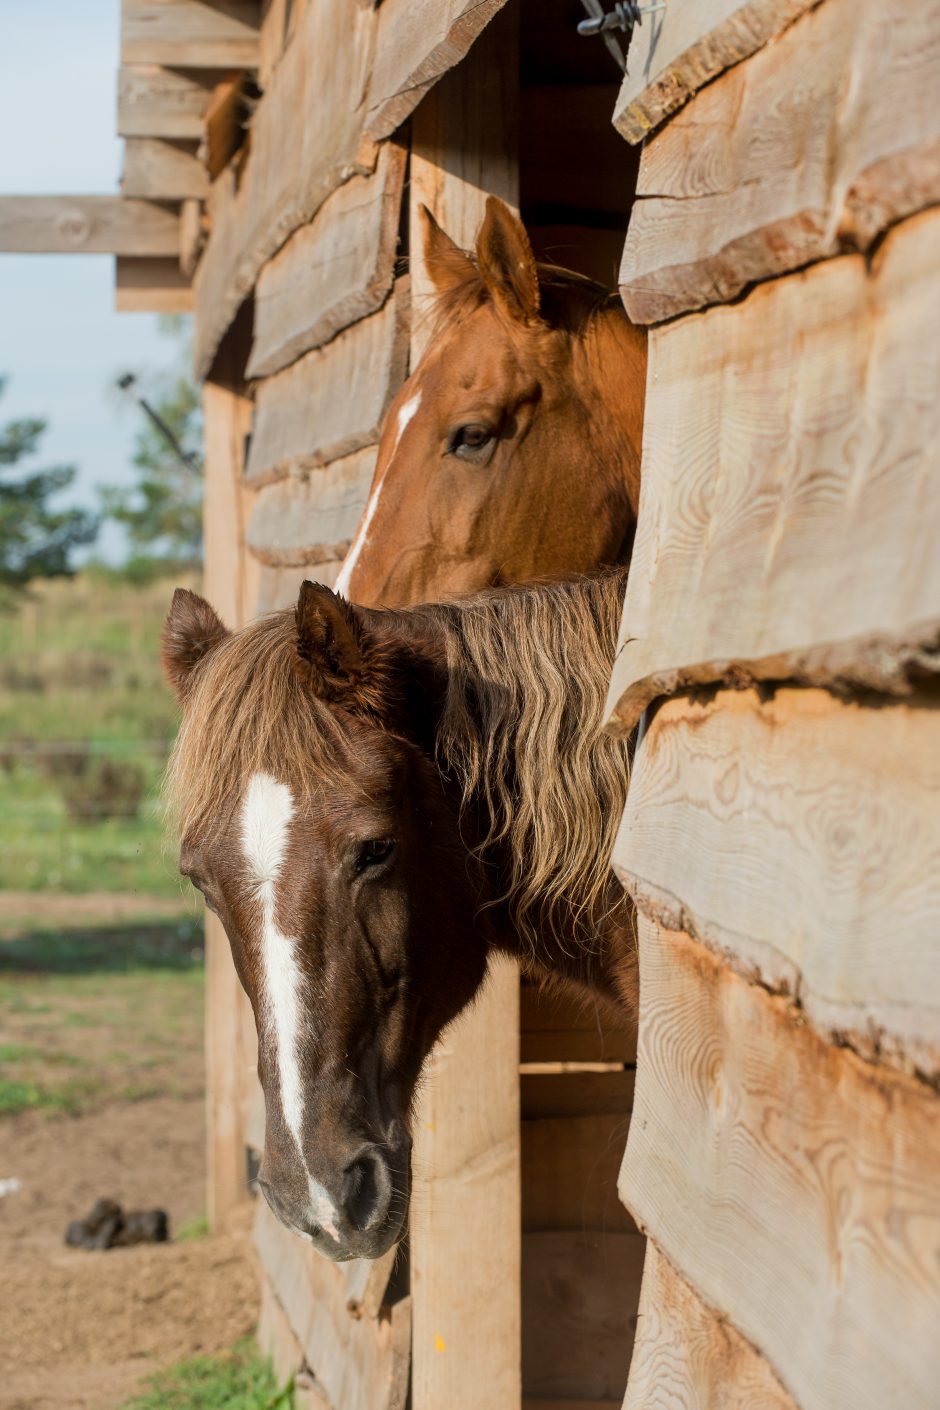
[605,209,940,735]
[522,1231,643,1402]
[117,65,215,139]
[623,917,940,1410]
[245,448,376,565]
[522,1113,635,1234]
[625,1241,797,1410]
[365,0,511,142]
[258,0,288,89]
[245,281,408,488]
[520,1069,635,1120]
[121,0,260,68]
[520,983,636,1065]
[248,141,406,379]
[0,196,179,255]
[613,0,817,143]
[121,137,208,200]
[115,256,193,313]
[621,0,940,322]
[256,561,341,614]
[193,0,377,380]
[179,197,204,278]
[616,687,940,1078]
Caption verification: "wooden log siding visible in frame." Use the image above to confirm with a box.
[0,197,178,255]
[621,918,940,1410]
[248,142,407,380]
[605,208,940,735]
[619,0,940,323]
[245,449,377,566]
[120,1,260,68]
[615,687,940,1078]
[116,66,215,139]
[121,138,208,201]
[115,257,193,313]
[244,280,409,487]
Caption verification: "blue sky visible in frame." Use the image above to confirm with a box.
[0,0,184,559]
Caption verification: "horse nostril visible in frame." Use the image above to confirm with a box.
[342,1149,392,1234]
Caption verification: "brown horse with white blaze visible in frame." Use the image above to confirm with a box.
[335,197,647,606]
[162,573,636,1264]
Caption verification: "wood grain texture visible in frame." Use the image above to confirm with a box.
[179,197,204,278]
[522,1113,636,1234]
[248,141,406,379]
[0,197,178,255]
[622,917,940,1410]
[522,1231,643,1402]
[120,0,260,67]
[519,983,636,1065]
[245,449,376,565]
[621,0,940,322]
[624,1241,797,1410]
[616,687,940,1077]
[245,280,409,487]
[613,0,817,143]
[117,65,214,139]
[121,137,208,200]
[605,209,940,735]
[255,560,341,615]
[115,257,193,313]
[520,1068,635,1120]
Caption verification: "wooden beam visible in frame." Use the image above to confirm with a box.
[616,687,940,1079]
[0,196,178,255]
[247,141,407,379]
[620,0,940,322]
[622,917,940,1410]
[255,560,341,614]
[612,0,817,143]
[115,256,193,313]
[117,64,214,139]
[121,138,208,200]
[179,197,204,278]
[519,982,636,1065]
[121,1,260,68]
[522,1113,636,1234]
[245,280,409,487]
[605,208,940,735]
[245,449,376,565]
[625,1242,797,1410]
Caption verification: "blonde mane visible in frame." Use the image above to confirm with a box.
[166,572,631,951]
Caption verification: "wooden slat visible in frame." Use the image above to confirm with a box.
[623,917,940,1410]
[520,1069,635,1120]
[612,0,817,144]
[522,1231,643,1402]
[248,141,407,379]
[121,137,208,200]
[120,0,260,68]
[621,0,940,322]
[258,0,288,89]
[115,256,193,313]
[193,0,377,379]
[625,1241,797,1410]
[605,208,940,735]
[179,197,204,278]
[616,687,940,1077]
[117,65,214,139]
[0,196,178,255]
[245,281,409,487]
[365,0,511,142]
[522,1113,635,1234]
[256,561,341,615]
[245,449,376,565]
[519,983,636,1065]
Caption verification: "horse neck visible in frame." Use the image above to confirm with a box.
[570,304,647,520]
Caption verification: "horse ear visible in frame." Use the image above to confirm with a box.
[294,581,392,716]
[476,196,541,325]
[162,588,228,703]
[419,204,476,295]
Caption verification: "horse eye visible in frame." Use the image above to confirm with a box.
[449,424,493,460]
[356,839,395,874]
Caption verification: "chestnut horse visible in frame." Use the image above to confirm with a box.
[162,574,635,1263]
[334,197,647,606]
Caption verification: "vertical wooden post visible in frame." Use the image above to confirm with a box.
[409,11,522,1407]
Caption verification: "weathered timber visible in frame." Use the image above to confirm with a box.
[120,1,260,68]
[255,1201,411,1410]
[340,1246,398,1321]
[613,0,817,143]
[245,449,376,565]
[203,73,250,180]
[520,1069,635,1120]
[115,257,193,313]
[193,0,377,379]
[616,687,940,1077]
[520,982,636,1065]
[621,0,940,321]
[625,1241,797,1410]
[605,209,940,734]
[365,0,511,141]
[622,917,940,1410]
[121,138,208,200]
[248,142,407,379]
[522,1231,644,1402]
[179,198,204,278]
[117,65,214,139]
[245,281,409,487]
[0,197,178,256]
[258,0,288,89]
[522,1113,636,1234]
[256,561,341,615]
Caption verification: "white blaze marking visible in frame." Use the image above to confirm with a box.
[241,772,341,1242]
[335,390,422,598]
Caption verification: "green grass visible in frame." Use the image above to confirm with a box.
[176,1213,210,1242]
[118,1341,291,1410]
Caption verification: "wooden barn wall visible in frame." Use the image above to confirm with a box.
[604,1,940,1406]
